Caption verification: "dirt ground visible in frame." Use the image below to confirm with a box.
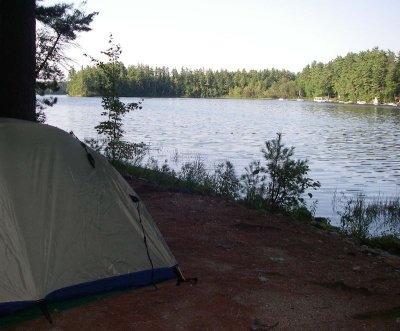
[3,179,400,330]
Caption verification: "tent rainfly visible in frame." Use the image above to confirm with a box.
[0,118,178,316]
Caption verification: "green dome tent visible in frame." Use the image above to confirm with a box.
[0,118,178,317]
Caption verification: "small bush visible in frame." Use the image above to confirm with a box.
[365,235,400,255]
[211,161,240,199]
[288,206,314,223]
[142,157,177,180]
[179,157,211,190]
[105,141,148,166]
[240,160,266,209]
[85,138,148,166]
[241,133,320,211]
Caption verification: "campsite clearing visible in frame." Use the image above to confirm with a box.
[3,178,400,330]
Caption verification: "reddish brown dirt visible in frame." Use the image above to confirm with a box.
[3,179,400,330]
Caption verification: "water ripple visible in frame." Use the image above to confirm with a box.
[45,97,400,223]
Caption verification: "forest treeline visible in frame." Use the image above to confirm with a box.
[67,47,400,103]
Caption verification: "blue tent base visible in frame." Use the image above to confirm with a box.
[0,289,125,328]
[0,266,177,323]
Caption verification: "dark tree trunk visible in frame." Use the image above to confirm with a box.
[0,0,36,121]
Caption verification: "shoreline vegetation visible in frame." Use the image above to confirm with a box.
[65,47,400,105]
[68,39,400,256]
[113,157,400,256]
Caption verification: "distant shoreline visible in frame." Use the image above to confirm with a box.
[46,93,400,107]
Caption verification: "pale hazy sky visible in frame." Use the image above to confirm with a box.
[43,0,400,73]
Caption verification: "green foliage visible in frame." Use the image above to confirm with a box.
[105,141,148,166]
[240,160,266,209]
[114,159,179,188]
[115,136,321,217]
[211,161,240,199]
[35,1,97,120]
[115,157,239,199]
[241,133,320,211]
[67,47,400,103]
[67,65,297,98]
[338,194,376,240]
[116,138,321,219]
[364,235,400,255]
[286,203,334,230]
[89,35,146,163]
[261,133,320,209]
[287,206,314,223]
[334,193,400,241]
[297,48,400,103]
[179,157,210,188]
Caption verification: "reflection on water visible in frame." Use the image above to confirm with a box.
[45,96,400,222]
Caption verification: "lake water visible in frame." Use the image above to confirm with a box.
[44,96,400,222]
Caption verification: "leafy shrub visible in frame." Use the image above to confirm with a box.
[85,138,148,166]
[179,157,210,187]
[104,141,148,166]
[240,160,266,209]
[288,206,314,223]
[145,157,177,177]
[241,133,320,211]
[211,161,240,199]
[365,235,400,255]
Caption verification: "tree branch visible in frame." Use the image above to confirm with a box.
[36,32,61,76]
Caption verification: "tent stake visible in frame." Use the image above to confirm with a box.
[174,266,198,286]
[36,300,53,324]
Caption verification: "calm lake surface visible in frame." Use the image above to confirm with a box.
[45,96,400,223]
